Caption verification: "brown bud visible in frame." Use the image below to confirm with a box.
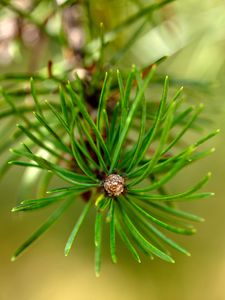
[103,174,125,197]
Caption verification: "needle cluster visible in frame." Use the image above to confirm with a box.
[3,66,217,276]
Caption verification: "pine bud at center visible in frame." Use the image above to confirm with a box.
[103,174,125,197]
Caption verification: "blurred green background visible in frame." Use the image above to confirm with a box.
[0,1,225,299]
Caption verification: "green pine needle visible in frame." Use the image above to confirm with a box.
[65,199,93,256]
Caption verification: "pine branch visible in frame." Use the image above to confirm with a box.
[6,68,217,275]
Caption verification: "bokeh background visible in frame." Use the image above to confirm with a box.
[0,1,225,299]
